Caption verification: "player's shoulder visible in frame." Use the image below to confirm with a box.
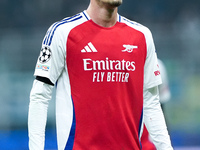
[49,12,87,32]
[120,15,152,36]
[43,12,88,46]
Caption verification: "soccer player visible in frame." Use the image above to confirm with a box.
[141,59,172,150]
[28,0,173,150]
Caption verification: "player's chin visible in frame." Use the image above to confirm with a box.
[103,0,123,7]
[114,2,122,7]
[111,0,123,7]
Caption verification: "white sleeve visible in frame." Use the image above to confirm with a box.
[158,59,171,103]
[143,86,173,150]
[28,80,54,150]
[143,28,162,89]
[34,23,66,84]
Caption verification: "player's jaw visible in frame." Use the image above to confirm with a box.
[98,0,123,7]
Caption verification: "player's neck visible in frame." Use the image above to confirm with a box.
[86,2,118,28]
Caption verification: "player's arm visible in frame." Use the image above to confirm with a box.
[28,21,65,149]
[158,59,171,103]
[142,27,173,149]
[28,79,54,150]
[143,86,173,150]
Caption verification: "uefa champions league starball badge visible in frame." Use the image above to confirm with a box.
[39,46,52,63]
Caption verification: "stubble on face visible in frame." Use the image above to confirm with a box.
[98,0,123,7]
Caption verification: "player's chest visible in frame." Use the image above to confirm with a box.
[66,22,146,62]
[65,22,147,83]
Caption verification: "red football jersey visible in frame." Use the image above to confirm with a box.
[34,11,161,150]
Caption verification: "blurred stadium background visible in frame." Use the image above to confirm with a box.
[0,0,200,149]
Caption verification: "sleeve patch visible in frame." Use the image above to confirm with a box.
[39,46,52,63]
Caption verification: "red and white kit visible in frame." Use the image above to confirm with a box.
[30,11,172,150]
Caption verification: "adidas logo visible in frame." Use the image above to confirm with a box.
[81,42,98,53]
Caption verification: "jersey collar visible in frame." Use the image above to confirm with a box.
[82,10,121,22]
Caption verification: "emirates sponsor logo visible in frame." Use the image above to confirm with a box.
[83,57,135,71]
[83,57,136,82]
